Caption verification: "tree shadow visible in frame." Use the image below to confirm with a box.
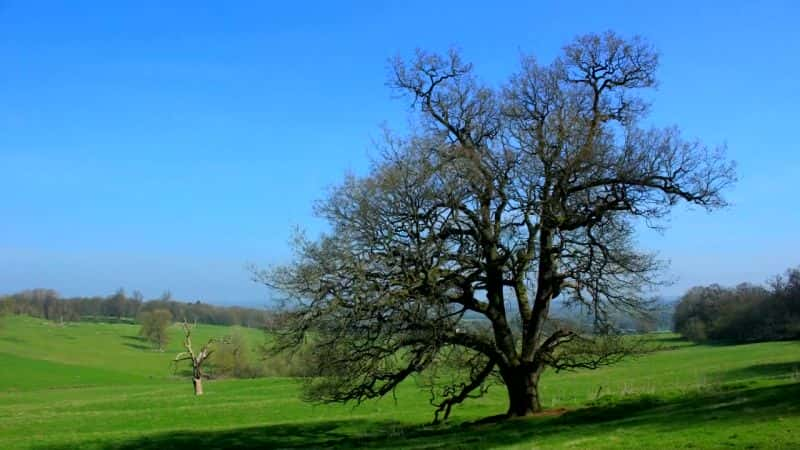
[716,362,800,381]
[80,316,135,325]
[122,342,152,350]
[36,382,800,449]
[39,418,550,450]
[121,335,152,351]
[649,335,685,344]
[554,381,800,433]
[642,334,698,351]
[172,368,194,378]
[0,335,25,344]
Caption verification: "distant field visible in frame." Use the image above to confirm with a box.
[1,315,799,449]
[0,315,265,389]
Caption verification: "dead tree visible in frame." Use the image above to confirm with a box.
[173,321,219,395]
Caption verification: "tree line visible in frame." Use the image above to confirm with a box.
[0,288,275,328]
[673,266,800,342]
[0,288,308,381]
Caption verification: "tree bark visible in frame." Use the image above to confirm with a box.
[502,366,542,417]
[193,377,203,396]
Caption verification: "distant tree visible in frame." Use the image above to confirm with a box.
[42,293,58,321]
[211,328,253,378]
[16,289,61,320]
[126,290,144,317]
[259,31,735,420]
[173,321,224,395]
[674,267,800,342]
[0,296,9,329]
[634,315,658,333]
[138,309,172,351]
[105,288,127,320]
[1,288,295,329]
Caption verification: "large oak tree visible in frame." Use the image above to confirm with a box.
[259,32,735,420]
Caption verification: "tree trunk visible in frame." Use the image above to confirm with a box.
[503,366,542,417]
[193,377,203,395]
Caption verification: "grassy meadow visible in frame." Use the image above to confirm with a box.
[1,314,799,449]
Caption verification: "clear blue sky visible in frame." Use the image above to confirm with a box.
[1,1,798,305]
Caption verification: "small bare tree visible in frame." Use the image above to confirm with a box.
[173,321,220,395]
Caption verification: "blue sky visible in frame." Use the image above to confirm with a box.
[1,1,798,305]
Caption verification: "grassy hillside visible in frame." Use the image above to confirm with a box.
[0,315,265,389]
[1,315,799,449]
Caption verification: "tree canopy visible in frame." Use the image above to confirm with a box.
[259,31,735,421]
[138,309,173,351]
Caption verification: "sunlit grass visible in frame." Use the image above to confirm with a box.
[1,315,799,449]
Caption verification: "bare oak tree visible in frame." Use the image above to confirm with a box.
[258,32,735,420]
[173,321,219,395]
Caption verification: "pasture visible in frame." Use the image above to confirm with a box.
[1,315,799,449]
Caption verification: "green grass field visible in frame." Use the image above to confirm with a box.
[1,315,799,449]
